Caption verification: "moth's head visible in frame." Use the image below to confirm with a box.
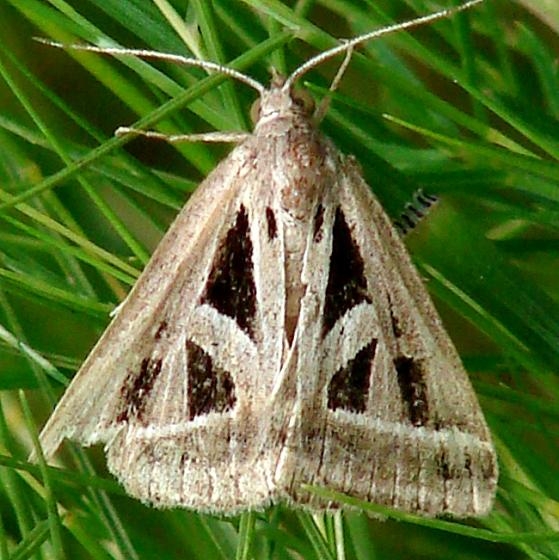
[250,70,315,127]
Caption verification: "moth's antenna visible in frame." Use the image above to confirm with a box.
[313,44,353,123]
[34,39,266,95]
[284,0,483,90]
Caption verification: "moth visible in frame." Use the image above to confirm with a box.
[35,0,497,517]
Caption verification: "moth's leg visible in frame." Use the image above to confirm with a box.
[115,128,251,144]
[313,43,354,124]
[394,190,439,235]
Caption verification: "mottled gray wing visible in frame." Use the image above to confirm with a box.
[293,155,497,516]
[36,141,257,460]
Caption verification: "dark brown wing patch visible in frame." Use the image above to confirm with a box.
[394,356,429,426]
[186,340,236,420]
[201,205,257,339]
[327,340,377,413]
[117,357,163,423]
[266,207,277,239]
[322,208,372,336]
[313,204,325,242]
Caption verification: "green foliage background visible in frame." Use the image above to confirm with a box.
[0,0,558,558]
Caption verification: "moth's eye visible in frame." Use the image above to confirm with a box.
[250,98,261,124]
[292,89,315,115]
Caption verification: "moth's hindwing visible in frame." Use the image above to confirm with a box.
[37,85,497,517]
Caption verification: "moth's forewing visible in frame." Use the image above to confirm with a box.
[36,147,253,459]
[286,158,497,515]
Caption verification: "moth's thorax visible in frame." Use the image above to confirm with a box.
[245,85,339,345]
[253,86,314,132]
[250,89,334,219]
